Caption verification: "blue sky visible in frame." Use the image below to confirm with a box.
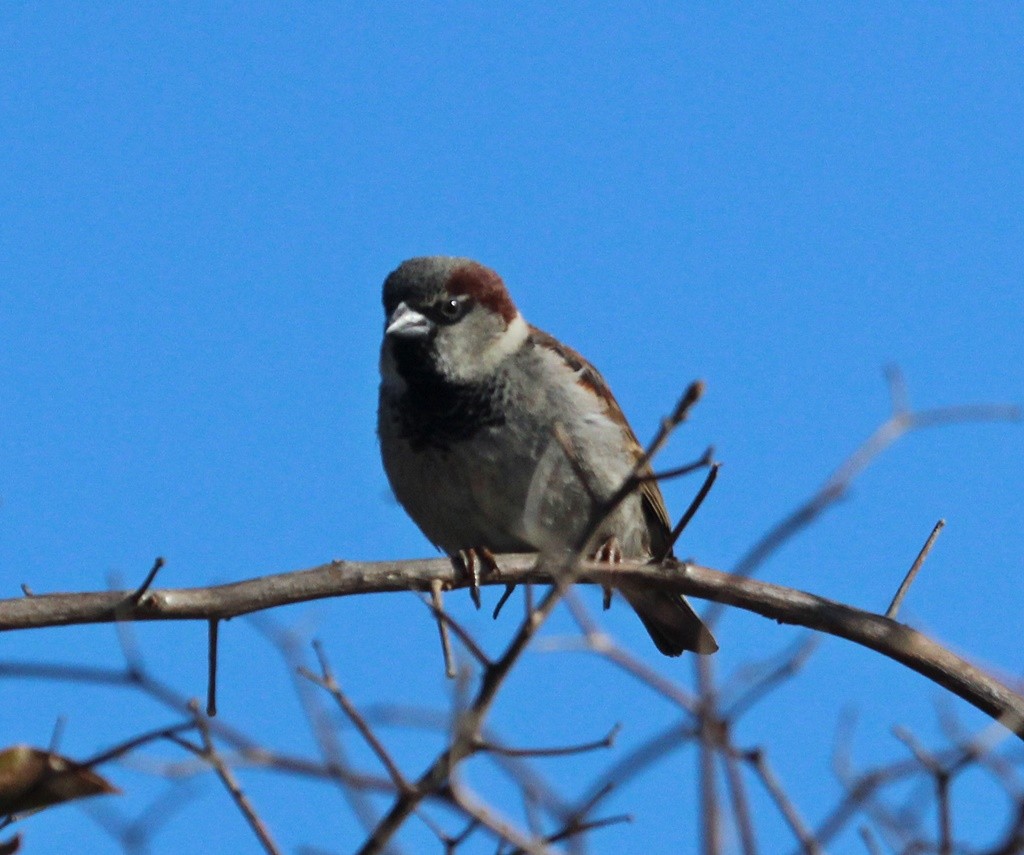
[1,3,1022,852]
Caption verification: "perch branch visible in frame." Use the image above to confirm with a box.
[3,555,1024,738]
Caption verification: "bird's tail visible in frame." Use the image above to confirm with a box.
[619,584,718,656]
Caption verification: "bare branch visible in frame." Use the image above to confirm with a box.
[4,554,1024,738]
[721,636,819,720]
[186,702,282,855]
[129,557,165,605]
[430,580,457,679]
[720,732,757,855]
[475,723,620,758]
[742,747,820,853]
[697,657,722,855]
[445,782,558,855]
[421,596,493,669]
[662,460,721,560]
[0,659,396,794]
[355,382,704,852]
[725,390,1019,587]
[206,619,219,717]
[886,519,945,619]
[2,377,1019,852]
[300,642,410,794]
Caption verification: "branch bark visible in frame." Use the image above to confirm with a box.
[3,555,1022,739]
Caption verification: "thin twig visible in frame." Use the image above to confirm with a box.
[445,782,557,855]
[129,556,165,604]
[189,702,282,855]
[207,619,219,717]
[249,616,384,836]
[47,717,66,754]
[303,641,410,794]
[891,727,954,854]
[859,825,884,855]
[566,721,699,848]
[542,813,632,846]
[475,724,620,758]
[584,381,705,554]
[552,422,600,506]
[430,580,457,679]
[885,365,910,415]
[421,597,492,668]
[637,380,706,474]
[722,636,819,720]
[743,747,820,853]
[886,519,946,619]
[724,376,1018,591]
[640,445,714,486]
[83,720,197,768]
[720,730,757,855]
[577,637,700,714]
[412,806,477,852]
[663,461,721,559]
[697,656,722,855]
[559,586,606,643]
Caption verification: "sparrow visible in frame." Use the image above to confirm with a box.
[377,256,717,656]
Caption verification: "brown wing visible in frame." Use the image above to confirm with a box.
[527,326,715,655]
[527,325,673,558]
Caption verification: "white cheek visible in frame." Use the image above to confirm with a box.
[476,312,529,374]
[486,313,529,365]
[447,311,529,381]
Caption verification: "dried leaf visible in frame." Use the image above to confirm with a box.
[0,745,118,816]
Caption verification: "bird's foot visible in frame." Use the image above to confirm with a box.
[593,536,622,610]
[453,547,499,610]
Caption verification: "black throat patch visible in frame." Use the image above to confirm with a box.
[390,339,506,451]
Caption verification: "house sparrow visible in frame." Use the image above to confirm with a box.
[377,256,717,656]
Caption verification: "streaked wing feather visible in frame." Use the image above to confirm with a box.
[528,325,673,556]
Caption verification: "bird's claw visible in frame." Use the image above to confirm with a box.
[454,547,499,610]
[492,583,517,619]
[593,537,621,610]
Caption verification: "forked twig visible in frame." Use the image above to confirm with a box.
[662,461,721,559]
[300,641,410,794]
[182,701,282,855]
[421,596,493,668]
[707,370,1019,628]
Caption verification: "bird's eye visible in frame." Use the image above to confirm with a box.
[436,297,470,323]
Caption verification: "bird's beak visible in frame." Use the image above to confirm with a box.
[385,302,432,339]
